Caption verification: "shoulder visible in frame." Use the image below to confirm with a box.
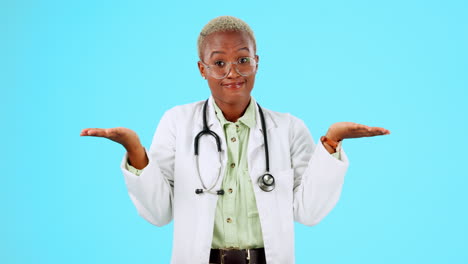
[163,100,205,118]
[154,100,205,132]
[261,106,313,144]
[261,106,306,128]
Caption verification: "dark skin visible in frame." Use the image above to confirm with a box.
[80,30,390,168]
[197,31,258,122]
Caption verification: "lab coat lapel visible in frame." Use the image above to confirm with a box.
[247,102,277,173]
[206,97,227,154]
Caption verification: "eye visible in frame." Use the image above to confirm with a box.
[238,57,250,64]
[214,60,226,68]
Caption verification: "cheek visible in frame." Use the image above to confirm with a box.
[246,76,256,89]
[207,79,222,92]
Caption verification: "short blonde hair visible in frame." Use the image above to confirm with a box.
[197,16,256,59]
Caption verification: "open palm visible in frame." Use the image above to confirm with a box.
[327,122,390,141]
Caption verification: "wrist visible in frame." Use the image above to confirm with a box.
[321,138,336,154]
[325,130,342,142]
[126,144,148,169]
[125,143,144,156]
[321,135,340,151]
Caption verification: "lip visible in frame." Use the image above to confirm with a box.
[221,81,245,89]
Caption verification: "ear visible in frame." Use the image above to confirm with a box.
[197,61,206,79]
[255,55,260,72]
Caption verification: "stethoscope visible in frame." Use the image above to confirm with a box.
[194,99,275,195]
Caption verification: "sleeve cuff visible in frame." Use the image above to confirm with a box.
[330,141,343,161]
[125,161,144,176]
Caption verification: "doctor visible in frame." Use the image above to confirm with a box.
[81,16,389,264]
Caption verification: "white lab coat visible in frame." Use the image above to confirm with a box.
[120,97,349,264]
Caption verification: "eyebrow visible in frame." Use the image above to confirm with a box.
[209,47,251,59]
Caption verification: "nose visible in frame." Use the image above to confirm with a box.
[225,63,241,79]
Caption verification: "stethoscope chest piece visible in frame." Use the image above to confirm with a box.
[258,173,275,192]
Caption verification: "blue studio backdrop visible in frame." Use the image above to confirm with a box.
[2,0,467,263]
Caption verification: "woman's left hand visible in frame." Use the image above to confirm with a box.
[325,122,390,142]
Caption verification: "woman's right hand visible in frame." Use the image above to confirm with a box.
[80,127,148,169]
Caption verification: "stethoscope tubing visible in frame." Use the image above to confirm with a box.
[257,102,270,173]
[194,99,274,195]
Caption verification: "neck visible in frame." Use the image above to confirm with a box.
[214,98,251,122]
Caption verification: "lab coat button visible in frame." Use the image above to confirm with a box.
[231,137,236,142]
[230,163,236,168]
[228,188,233,193]
[227,218,232,223]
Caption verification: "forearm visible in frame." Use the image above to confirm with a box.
[126,145,149,169]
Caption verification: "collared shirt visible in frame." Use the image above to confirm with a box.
[210,99,264,249]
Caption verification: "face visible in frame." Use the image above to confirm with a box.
[198,31,259,107]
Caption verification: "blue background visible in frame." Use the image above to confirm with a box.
[2,0,467,263]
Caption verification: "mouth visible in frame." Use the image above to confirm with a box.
[221,81,245,89]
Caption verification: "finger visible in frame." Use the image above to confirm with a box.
[342,125,390,139]
[363,127,391,137]
[82,128,109,138]
[80,128,90,136]
[80,128,100,136]
[349,123,368,132]
[369,127,390,135]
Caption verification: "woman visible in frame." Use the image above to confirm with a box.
[81,16,389,264]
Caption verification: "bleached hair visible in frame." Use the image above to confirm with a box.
[197,16,256,59]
